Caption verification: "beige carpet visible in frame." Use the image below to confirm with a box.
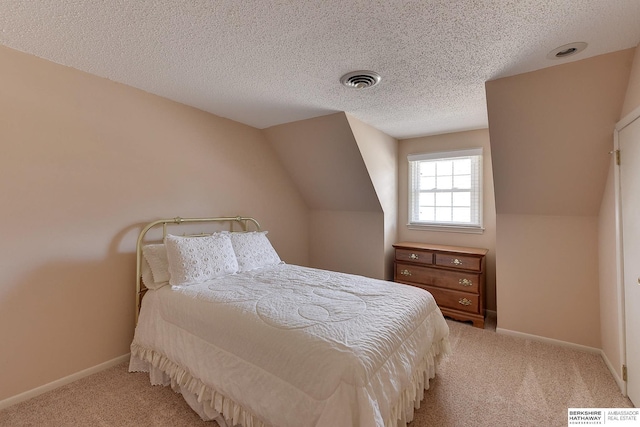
[0,318,632,426]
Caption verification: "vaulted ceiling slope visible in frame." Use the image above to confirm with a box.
[486,49,634,216]
[1,1,640,138]
[263,113,381,213]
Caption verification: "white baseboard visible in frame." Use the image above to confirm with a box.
[600,349,627,395]
[0,353,130,411]
[495,327,601,354]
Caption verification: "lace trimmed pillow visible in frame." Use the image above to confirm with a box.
[165,233,239,286]
[229,231,282,272]
[140,257,169,290]
[142,243,170,287]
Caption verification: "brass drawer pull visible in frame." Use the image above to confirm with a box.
[451,258,463,266]
[458,278,473,287]
[400,269,412,276]
[410,253,419,260]
[458,298,472,306]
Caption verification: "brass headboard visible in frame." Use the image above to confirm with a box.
[135,216,261,324]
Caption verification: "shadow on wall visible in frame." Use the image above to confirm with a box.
[0,222,146,401]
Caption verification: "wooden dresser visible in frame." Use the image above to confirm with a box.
[393,242,488,328]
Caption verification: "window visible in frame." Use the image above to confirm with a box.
[408,148,483,232]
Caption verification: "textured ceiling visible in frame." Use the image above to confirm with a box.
[1,1,640,138]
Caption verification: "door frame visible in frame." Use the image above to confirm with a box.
[614,104,640,397]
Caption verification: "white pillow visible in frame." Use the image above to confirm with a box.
[229,231,282,272]
[165,233,239,286]
[142,244,170,284]
[140,256,168,290]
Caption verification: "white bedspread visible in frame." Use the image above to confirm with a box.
[130,264,450,427]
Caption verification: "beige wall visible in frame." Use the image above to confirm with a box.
[487,49,633,347]
[309,210,385,278]
[622,44,640,118]
[397,129,497,311]
[487,49,633,217]
[496,215,601,347]
[346,114,399,280]
[263,113,380,212]
[0,45,309,402]
[263,114,390,279]
[599,43,640,378]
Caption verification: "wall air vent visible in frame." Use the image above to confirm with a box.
[340,70,381,89]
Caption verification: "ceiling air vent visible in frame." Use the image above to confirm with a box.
[340,70,381,89]
[546,42,587,60]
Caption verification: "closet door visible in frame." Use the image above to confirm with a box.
[619,115,640,406]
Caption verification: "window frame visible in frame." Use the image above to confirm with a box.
[407,148,484,233]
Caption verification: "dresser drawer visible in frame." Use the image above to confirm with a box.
[395,248,433,265]
[395,263,479,293]
[422,285,479,314]
[435,253,481,271]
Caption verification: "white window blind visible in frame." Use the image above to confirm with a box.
[408,148,483,230]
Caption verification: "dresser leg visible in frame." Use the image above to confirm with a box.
[471,318,485,328]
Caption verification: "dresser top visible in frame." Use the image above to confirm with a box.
[393,241,488,256]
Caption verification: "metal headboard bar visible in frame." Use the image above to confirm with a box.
[135,216,261,324]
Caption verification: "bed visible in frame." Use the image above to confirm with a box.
[129,216,450,427]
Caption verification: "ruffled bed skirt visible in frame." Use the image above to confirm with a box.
[129,337,450,427]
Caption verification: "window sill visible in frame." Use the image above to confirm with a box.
[407,223,485,234]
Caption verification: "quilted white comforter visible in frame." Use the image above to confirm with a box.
[130,264,450,427]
